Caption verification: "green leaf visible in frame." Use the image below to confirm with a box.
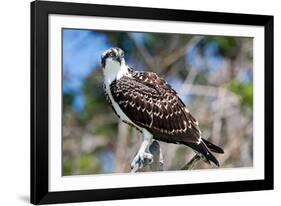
[228,80,253,108]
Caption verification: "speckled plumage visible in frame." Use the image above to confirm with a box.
[110,68,201,145]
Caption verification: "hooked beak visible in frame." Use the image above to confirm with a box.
[115,56,122,65]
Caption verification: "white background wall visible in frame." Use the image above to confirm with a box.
[0,0,279,205]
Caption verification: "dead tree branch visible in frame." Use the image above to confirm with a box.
[127,33,156,70]
[181,154,202,170]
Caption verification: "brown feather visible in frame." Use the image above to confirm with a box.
[110,69,201,144]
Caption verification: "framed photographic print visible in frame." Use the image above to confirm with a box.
[30,0,274,204]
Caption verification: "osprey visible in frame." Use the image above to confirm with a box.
[101,47,223,170]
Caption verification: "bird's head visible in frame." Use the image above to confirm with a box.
[101,47,125,68]
[101,47,128,83]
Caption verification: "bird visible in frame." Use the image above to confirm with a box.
[101,47,224,170]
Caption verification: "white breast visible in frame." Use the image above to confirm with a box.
[104,82,141,130]
[103,59,140,129]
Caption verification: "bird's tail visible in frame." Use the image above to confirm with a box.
[202,138,224,154]
[187,138,224,167]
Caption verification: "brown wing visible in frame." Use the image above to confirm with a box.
[110,70,201,144]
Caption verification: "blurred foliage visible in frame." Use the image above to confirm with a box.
[62,29,253,175]
[229,80,253,108]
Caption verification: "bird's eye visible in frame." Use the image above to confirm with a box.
[109,52,114,57]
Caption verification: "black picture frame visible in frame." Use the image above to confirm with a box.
[31,0,274,204]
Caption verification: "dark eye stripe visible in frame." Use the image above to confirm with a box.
[105,52,113,58]
[104,53,109,59]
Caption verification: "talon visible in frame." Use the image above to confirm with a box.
[143,152,153,160]
[130,152,154,171]
[131,158,141,169]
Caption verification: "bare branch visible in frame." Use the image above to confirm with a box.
[163,36,204,68]
[127,33,155,70]
[180,84,220,97]
[181,154,202,170]
[115,121,130,172]
[178,66,199,97]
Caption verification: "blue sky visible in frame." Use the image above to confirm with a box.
[63,29,110,111]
